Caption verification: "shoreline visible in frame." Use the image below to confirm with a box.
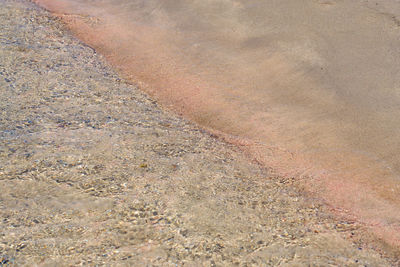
[31,0,400,251]
[0,0,397,265]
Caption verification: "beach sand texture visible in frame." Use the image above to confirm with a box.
[31,0,400,251]
[0,0,398,265]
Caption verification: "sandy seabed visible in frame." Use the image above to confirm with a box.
[0,0,398,265]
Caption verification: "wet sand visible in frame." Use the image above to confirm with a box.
[0,0,398,265]
[31,0,400,249]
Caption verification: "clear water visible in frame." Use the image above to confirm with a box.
[35,0,400,246]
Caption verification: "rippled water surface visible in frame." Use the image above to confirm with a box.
[35,0,400,246]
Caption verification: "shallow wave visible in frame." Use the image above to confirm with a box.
[34,0,400,248]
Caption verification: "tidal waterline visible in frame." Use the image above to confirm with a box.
[34,0,400,246]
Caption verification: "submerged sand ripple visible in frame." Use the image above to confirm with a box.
[0,0,396,265]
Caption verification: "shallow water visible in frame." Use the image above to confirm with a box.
[35,0,400,246]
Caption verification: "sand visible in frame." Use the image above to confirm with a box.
[0,0,397,265]
[30,0,400,248]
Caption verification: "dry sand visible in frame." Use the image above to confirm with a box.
[0,0,398,265]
